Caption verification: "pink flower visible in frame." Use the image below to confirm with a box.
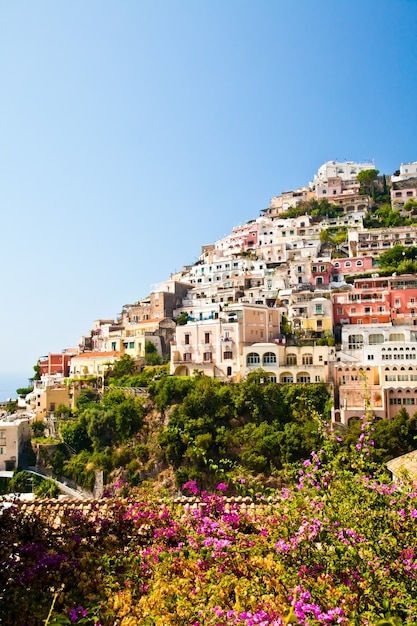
[216,482,228,491]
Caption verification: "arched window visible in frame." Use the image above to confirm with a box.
[389,333,405,342]
[297,373,311,383]
[369,334,384,344]
[247,352,260,366]
[302,353,313,365]
[263,352,277,365]
[280,372,294,383]
[286,353,297,365]
[348,334,363,350]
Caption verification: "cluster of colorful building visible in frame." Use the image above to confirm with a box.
[4,159,417,475]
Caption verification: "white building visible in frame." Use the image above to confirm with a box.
[391,162,417,183]
[310,161,375,187]
[0,413,32,476]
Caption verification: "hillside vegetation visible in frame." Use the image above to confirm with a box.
[33,366,417,496]
[3,411,417,625]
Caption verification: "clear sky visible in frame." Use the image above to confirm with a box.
[1,0,416,386]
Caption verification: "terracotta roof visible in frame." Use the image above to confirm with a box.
[71,351,120,360]
[1,495,262,527]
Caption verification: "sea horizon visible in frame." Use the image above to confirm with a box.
[0,373,31,402]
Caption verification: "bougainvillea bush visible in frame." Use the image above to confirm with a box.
[2,414,417,625]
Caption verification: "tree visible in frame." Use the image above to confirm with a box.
[111,354,137,379]
[175,311,189,326]
[145,341,161,366]
[404,198,417,214]
[76,389,99,410]
[33,361,41,381]
[60,417,92,453]
[356,169,380,199]
[31,421,46,438]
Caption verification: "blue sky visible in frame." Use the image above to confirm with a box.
[1,0,416,387]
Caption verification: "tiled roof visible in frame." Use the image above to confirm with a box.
[71,351,120,360]
[1,495,262,527]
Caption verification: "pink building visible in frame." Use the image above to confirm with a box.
[333,275,417,326]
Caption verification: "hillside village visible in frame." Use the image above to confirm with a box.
[3,158,417,476]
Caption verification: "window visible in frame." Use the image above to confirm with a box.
[111,342,116,351]
[203,352,212,362]
[368,354,374,360]
[286,354,297,365]
[204,332,210,344]
[247,352,260,365]
[369,334,384,344]
[315,305,323,314]
[356,260,363,266]
[184,353,191,362]
[389,333,405,342]
[345,262,351,268]
[349,334,364,350]
[280,373,294,383]
[297,374,311,383]
[302,354,313,365]
[263,352,277,365]
[129,342,134,349]
[224,350,233,360]
[185,334,190,345]
[390,398,402,405]
[404,398,415,405]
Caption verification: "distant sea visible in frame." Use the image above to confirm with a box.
[0,374,30,402]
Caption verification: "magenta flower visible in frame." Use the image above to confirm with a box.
[216,482,228,491]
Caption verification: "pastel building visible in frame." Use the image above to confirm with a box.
[242,343,334,384]
[330,257,373,284]
[391,177,417,206]
[348,226,417,257]
[288,291,333,337]
[0,413,32,475]
[311,259,333,287]
[69,351,121,379]
[170,303,281,381]
[333,323,417,422]
[38,350,77,379]
[333,276,417,327]
[25,384,72,419]
[310,161,375,187]
[391,162,417,183]
[263,187,316,218]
